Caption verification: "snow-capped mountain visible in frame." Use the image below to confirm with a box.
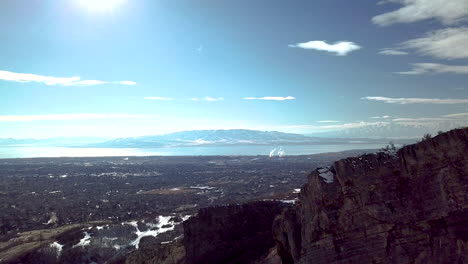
[89,129,378,148]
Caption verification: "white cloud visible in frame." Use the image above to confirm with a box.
[315,121,390,130]
[371,115,391,119]
[0,70,136,86]
[372,0,468,26]
[288,41,361,56]
[204,96,224,102]
[190,96,224,102]
[400,27,468,60]
[244,96,296,101]
[362,96,468,104]
[0,114,153,122]
[397,63,468,75]
[119,81,137,85]
[282,121,389,131]
[144,97,173,101]
[392,117,448,122]
[316,120,340,123]
[379,49,408,55]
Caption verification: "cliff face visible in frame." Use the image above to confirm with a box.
[274,128,468,264]
[183,201,287,264]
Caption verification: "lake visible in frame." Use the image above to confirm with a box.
[0,143,389,159]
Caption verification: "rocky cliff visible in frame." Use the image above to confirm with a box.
[183,201,287,264]
[274,128,468,263]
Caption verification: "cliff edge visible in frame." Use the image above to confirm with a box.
[274,128,468,264]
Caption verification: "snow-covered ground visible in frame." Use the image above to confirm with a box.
[318,167,334,183]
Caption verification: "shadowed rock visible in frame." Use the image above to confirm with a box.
[274,128,468,264]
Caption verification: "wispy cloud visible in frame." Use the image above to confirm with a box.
[0,70,136,86]
[371,115,391,119]
[378,49,408,55]
[144,97,173,101]
[288,41,361,56]
[0,114,153,122]
[119,81,137,85]
[400,27,468,60]
[362,96,468,104]
[294,121,390,131]
[190,96,224,102]
[441,113,468,118]
[392,117,448,122]
[317,120,340,123]
[372,0,468,26]
[314,121,390,130]
[244,96,296,101]
[397,63,468,75]
[282,121,389,131]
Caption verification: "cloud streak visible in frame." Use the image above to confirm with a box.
[244,96,295,101]
[362,96,468,104]
[400,27,468,60]
[0,70,136,86]
[373,0,468,26]
[289,41,361,56]
[317,120,340,123]
[190,96,224,102]
[397,63,468,75]
[0,114,154,122]
[379,49,408,55]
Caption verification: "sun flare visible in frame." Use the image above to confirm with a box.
[78,0,126,12]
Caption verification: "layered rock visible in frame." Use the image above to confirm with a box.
[274,128,468,263]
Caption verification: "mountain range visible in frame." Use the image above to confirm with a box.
[0,128,440,148]
[85,129,414,148]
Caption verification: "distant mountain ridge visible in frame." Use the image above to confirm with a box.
[91,129,324,148]
[87,129,409,148]
[0,129,419,148]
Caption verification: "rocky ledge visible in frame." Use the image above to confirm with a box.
[274,128,468,263]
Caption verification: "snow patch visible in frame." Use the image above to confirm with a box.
[122,220,139,228]
[50,241,63,256]
[318,167,334,183]
[190,186,216,190]
[74,232,91,247]
[280,199,298,204]
[181,215,192,222]
[130,216,176,249]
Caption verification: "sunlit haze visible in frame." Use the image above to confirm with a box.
[1,0,468,139]
[77,0,126,12]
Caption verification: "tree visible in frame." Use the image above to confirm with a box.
[380,141,397,154]
[422,133,432,141]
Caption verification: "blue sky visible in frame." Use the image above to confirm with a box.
[1,0,468,138]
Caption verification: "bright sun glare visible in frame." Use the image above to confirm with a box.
[78,0,126,12]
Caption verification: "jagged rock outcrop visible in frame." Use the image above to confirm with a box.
[274,128,468,264]
[183,201,288,264]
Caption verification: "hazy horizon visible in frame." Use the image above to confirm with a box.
[1,0,468,139]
